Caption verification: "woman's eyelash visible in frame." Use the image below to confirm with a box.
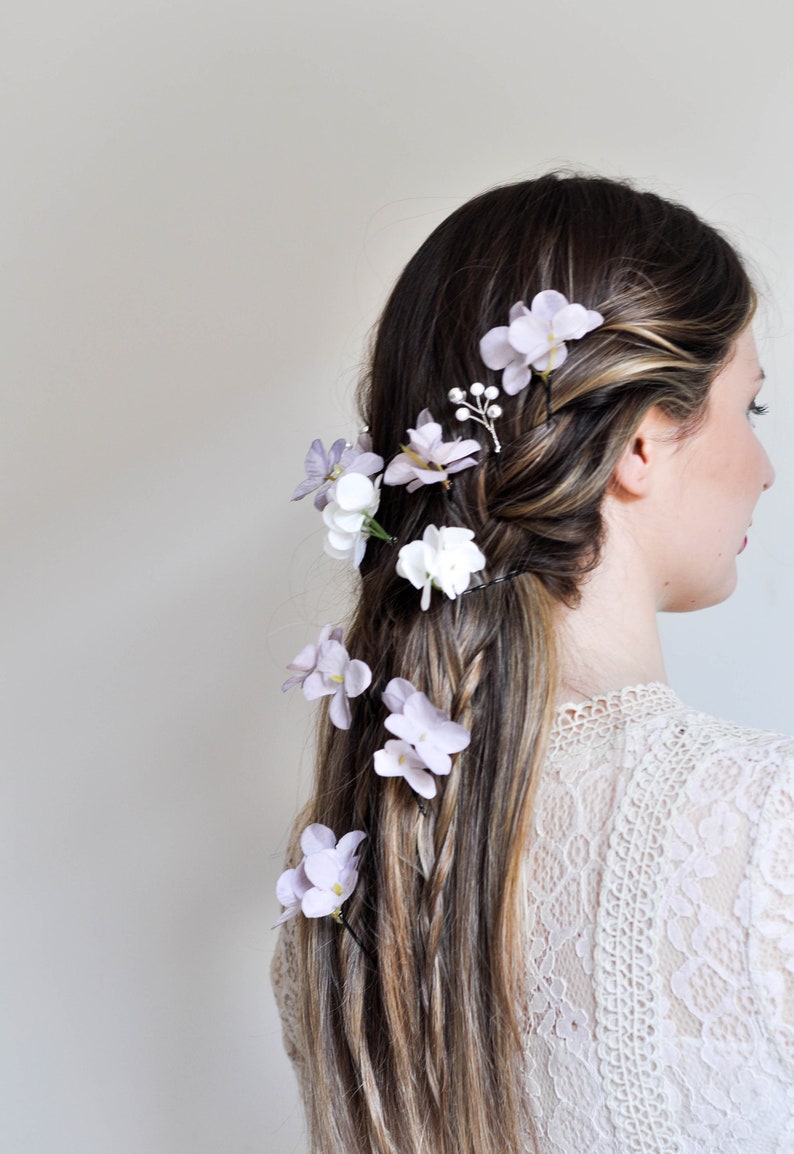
[749,401,769,417]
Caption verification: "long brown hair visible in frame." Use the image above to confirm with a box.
[286,174,754,1152]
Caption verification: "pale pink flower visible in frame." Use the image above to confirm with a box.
[281,624,344,692]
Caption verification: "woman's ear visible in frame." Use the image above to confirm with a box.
[611,406,677,499]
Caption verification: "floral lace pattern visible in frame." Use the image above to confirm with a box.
[272,685,794,1152]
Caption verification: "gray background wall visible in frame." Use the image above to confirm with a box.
[3,2,793,1151]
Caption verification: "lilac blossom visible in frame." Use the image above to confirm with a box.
[292,433,384,510]
[281,624,344,692]
[480,292,604,395]
[384,689,470,775]
[273,823,366,925]
[383,409,481,491]
[301,636,372,729]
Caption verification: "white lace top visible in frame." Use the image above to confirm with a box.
[272,684,794,1152]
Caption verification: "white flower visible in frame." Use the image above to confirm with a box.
[322,473,382,567]
[273,823,366,925]
[480,292,604,395]
[374,738,441,799]
[384,690,470,775]
[396,524,486,610]
[300,637,372,729]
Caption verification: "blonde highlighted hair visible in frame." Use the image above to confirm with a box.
[284,174,754,1152]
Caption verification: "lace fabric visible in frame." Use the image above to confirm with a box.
[272,685,794,1152]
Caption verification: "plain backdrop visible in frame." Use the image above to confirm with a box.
[2,2,793,1151]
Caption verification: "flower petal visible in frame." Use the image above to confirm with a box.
[507,315,549,359]
[301,823,337,855]
[382,678,417,713]
[336,830,366,860]
[328,688,352,729]
[334,472,377,510]
[301,888,340,918]
[550,302,592,340]
[501,360,533,395]
[479,326,514,370]
[531,289,569,321]
[304,848,343,890]
[344,658,372,697]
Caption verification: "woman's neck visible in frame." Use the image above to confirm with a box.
[554,530,667,706]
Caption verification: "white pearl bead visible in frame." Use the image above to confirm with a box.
[484,385,499,400]
[470,382,485,397]
[448,387,465,402]
[455,407,471,421]
[486,404,502,418]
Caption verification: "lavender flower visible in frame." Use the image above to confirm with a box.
[292,433,384,510]
[383,409,481,491]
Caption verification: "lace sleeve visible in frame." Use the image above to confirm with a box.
[270,919,309,1096]
[749,749,794,1073]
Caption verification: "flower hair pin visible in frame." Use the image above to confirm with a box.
[383,408,481,489]
[479,291,604,396]
[374,677,470,799]
[274,822,374,961]
[282,623,372,730]
[448,384,503,452]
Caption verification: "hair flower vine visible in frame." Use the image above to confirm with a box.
[274,823,373,959]
[479,291,604,395]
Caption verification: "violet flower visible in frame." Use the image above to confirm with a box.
[292,433,384,511]
[383,409,481,491]
[480,292,604,395]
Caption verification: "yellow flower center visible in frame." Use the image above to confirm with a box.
[332,882,343,897]
[330,674,344,683]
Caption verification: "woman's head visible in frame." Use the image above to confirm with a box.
[361,173,757,615]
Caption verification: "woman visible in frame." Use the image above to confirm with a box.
[272,174,793,1153]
